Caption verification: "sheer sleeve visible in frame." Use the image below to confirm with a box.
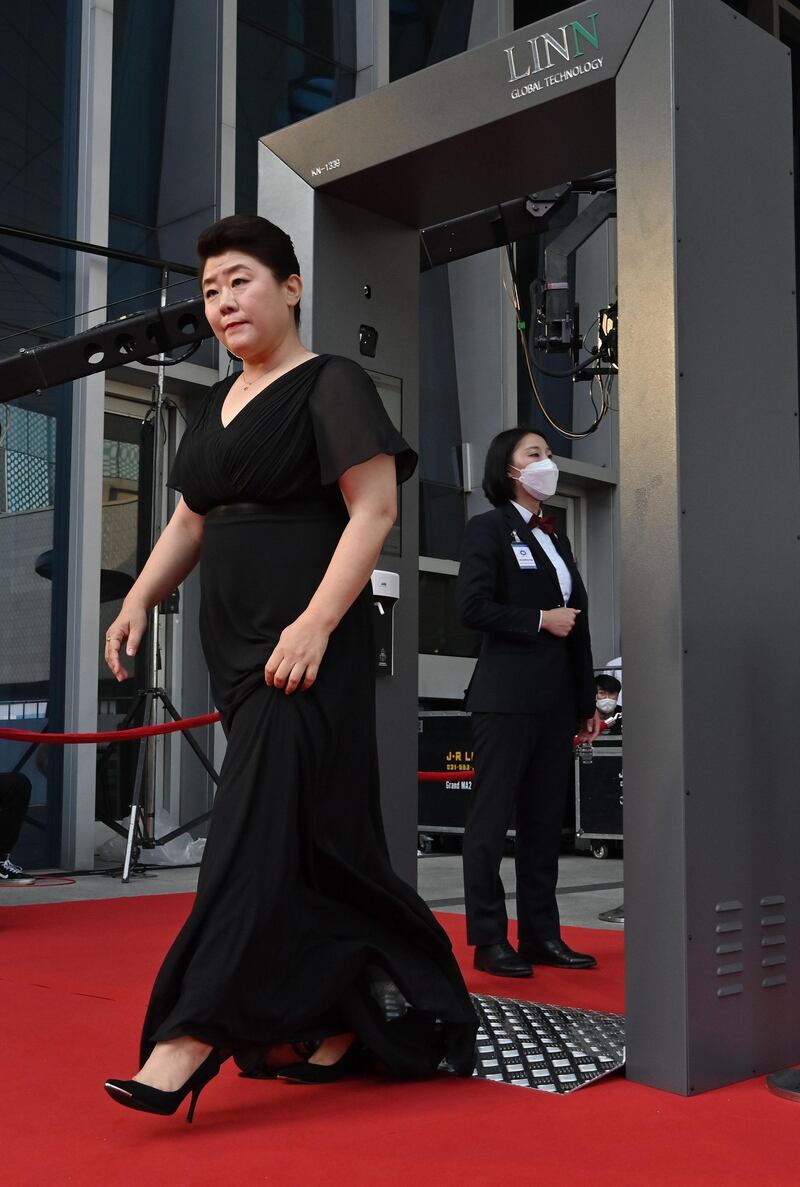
[167,429,190,497]
[309,356,417,486]
[165,384,220,514]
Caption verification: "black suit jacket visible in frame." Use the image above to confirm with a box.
[456,503,596,718]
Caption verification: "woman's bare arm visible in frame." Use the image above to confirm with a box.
[105,497,206,681]
[265,453,397,693]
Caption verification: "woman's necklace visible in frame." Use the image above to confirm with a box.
[240,354,309,389]
[241,369,264,390]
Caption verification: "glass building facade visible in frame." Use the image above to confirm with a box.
[0,0,362,869]
[0,0,82,865]
[236,1,358,214]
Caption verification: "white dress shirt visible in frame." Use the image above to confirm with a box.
[510,500,572,631]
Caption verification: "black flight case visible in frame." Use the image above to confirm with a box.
[417,711,475,849]
[574,727,623,859]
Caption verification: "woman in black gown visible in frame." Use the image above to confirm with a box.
[103,215,477,1121]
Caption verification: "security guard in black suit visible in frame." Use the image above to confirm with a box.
[457,428,601,978]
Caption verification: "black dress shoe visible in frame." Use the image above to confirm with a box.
[473,940,533,978]
[276,1043,367,1084]
[518,938,597,969]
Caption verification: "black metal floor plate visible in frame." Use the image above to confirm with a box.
[471,993,625,1094]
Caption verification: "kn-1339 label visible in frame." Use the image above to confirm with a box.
[311,158,341,177]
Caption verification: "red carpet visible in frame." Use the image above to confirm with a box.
[1,895,797,1185]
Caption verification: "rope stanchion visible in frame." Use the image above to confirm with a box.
[0,705,222,882]
[0,708,221,884]
[0,711,221,745]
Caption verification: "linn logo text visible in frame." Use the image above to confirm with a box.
[505,12,602,99]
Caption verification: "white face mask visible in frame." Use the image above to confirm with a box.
[596,698,618,714]
[511,458,559,500]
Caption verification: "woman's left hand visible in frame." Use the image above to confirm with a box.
[576,711,602,742]
[265,613,330,694]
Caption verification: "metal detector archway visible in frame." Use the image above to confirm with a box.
[259,0,800,1095]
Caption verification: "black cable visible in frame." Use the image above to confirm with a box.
[165,397,187,425]
[603,371,618,412]
[137,339,203,368]
[504,246,609,440]
[530,351,602,380]
[528,312,612,378]
[0,275,198,347]
[518,325,608,438]
[19,862,201,878]
[588,371,600,420]
[581,313,600,354]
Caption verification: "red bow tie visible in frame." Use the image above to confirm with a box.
[530,513,556,535]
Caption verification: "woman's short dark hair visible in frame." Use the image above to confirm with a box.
[482,426,551,507]
[197,215,302,327]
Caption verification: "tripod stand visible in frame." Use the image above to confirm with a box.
[117,686,219,881]
[107,269,220,882]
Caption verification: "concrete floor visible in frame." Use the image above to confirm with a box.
[418,853,624,930]
[0,852,624,931]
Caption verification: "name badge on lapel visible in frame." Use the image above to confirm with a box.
[510,531,537,570]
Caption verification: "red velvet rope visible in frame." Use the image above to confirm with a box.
[0,711,221,744]
[1,714,606,757]
[418,770,475,781]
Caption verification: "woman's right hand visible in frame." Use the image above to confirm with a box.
[541,607,580,637]
[105,603,148,682]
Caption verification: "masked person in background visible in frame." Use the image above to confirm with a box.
[456,428,601,978]
[595,674,622,735]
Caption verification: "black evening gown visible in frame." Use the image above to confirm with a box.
[140,355,477,1078]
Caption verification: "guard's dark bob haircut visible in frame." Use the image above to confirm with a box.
[197,215,302,328]
[482,426,551,507]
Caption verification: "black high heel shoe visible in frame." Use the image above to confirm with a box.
[237,1041,319,1080]
[104,1048,222,1122]
[276,1042,367,1085]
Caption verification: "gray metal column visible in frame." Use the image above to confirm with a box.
[259,148,420,887]
[217,0,238,219]
[355,0,389,96]
[617,0,800,1093]
[168,0,238,826]
[61,0,114,870]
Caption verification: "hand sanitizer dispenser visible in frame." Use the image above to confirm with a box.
[371,569,399,676]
